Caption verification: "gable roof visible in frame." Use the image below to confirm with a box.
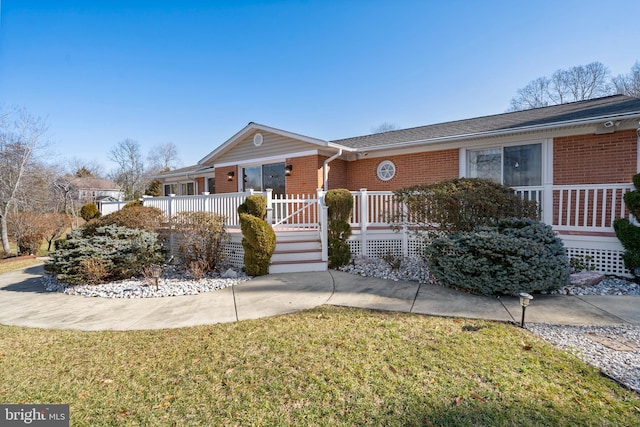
[63,175,121,191]
[152,164,214,179]
[331,95,640,149]
[198,122,336,165]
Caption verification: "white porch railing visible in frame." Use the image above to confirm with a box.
[100,183,634,275]
[141,192,251,228]
[101,183,634,234]
[552,184,634,232]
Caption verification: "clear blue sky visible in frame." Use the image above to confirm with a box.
[1,0,639,172]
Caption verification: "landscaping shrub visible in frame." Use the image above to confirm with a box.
[424,218,569,296]
[123,200,143,209]
[171,211,229,275]
[614,173,640,271]
[392,178,539,237]
[239,212,276,276]
[237,194,267,220]
[80,203,101,222]
[17,233,43,255]
[325,189,353,269]
[46,224,165,285]
[83,205,164,235]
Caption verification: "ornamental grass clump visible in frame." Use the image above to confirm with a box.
[425,218,570,296]
[46,224,165,285]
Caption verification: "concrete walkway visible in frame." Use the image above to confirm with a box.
[0,265,638,331]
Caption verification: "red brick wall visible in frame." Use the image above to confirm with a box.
[554,129,637,185]
[325,158,349,190]
[285,155,324,195]
[345,149,459,191]
[215,166,238,193]
[195,177,205,194]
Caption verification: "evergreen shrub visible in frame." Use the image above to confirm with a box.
[46,224,165,285]
[614,173,640,271]
[237,194,267,220]
[392,178,539,236]
[239,213,276,276]
[325,189,353,268]
[425,218,569,296]
[83,205,164,235]
[80,203,101,222]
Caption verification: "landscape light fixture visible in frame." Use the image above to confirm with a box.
[518,292,533,328]
[285,164,293,176]
[150,264,163,291]
[227,171,235,181]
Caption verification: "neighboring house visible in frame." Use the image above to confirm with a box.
[59,175,123,206]
[147,94,640,275]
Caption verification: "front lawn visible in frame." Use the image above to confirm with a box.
[1,306,638,426]
[0,256,44,275]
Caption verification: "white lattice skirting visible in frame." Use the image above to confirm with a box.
[347,230,631,277]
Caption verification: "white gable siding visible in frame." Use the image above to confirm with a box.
[213,131,319,165]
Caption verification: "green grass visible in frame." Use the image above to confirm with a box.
[1,306,638,426]
[0,257,44,274]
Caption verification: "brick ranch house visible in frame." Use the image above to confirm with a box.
[106,95,640,275]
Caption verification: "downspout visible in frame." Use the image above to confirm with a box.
[323,149,342,191]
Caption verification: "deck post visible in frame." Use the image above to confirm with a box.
[359,188,368,257]
[265,188,273,225]
[317,188,328,262]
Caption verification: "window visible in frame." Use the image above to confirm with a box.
[467,143,541,187]
[242,162,285,196]
[163,184,177,196]
[207,177,215,194]
[377,160,396,181]
[243,166,262,191]
[181,182,195,196]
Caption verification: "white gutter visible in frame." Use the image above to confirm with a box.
[323,149,342,191]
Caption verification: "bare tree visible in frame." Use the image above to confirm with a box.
[41,213,72,252]
[147,142,181,173]
[64,157,106,178]
[509,62,614,111]
[613,61,640,97]
[509,77,551,111]
[108,139,146,200]
[371,122,400,134]
[0,107,49,254]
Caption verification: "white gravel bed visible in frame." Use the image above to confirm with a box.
[341,255,640,393]
[42,267,250,299]
[527,323,640,393]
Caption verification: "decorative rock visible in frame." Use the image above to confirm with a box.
[570,271,605,287]
[221,268,238,279]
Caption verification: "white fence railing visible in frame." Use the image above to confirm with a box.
[99,183,635,276]
[100,183,634,234]
[552,184,634,232]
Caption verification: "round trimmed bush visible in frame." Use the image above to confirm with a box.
[424,218,569,296]
[80,203,101,222]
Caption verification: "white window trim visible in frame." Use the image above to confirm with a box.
[459,139,551,187]
[377,160,396,181]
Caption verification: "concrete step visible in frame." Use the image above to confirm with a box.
[272,248,322,263]
[269,260,327,274]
